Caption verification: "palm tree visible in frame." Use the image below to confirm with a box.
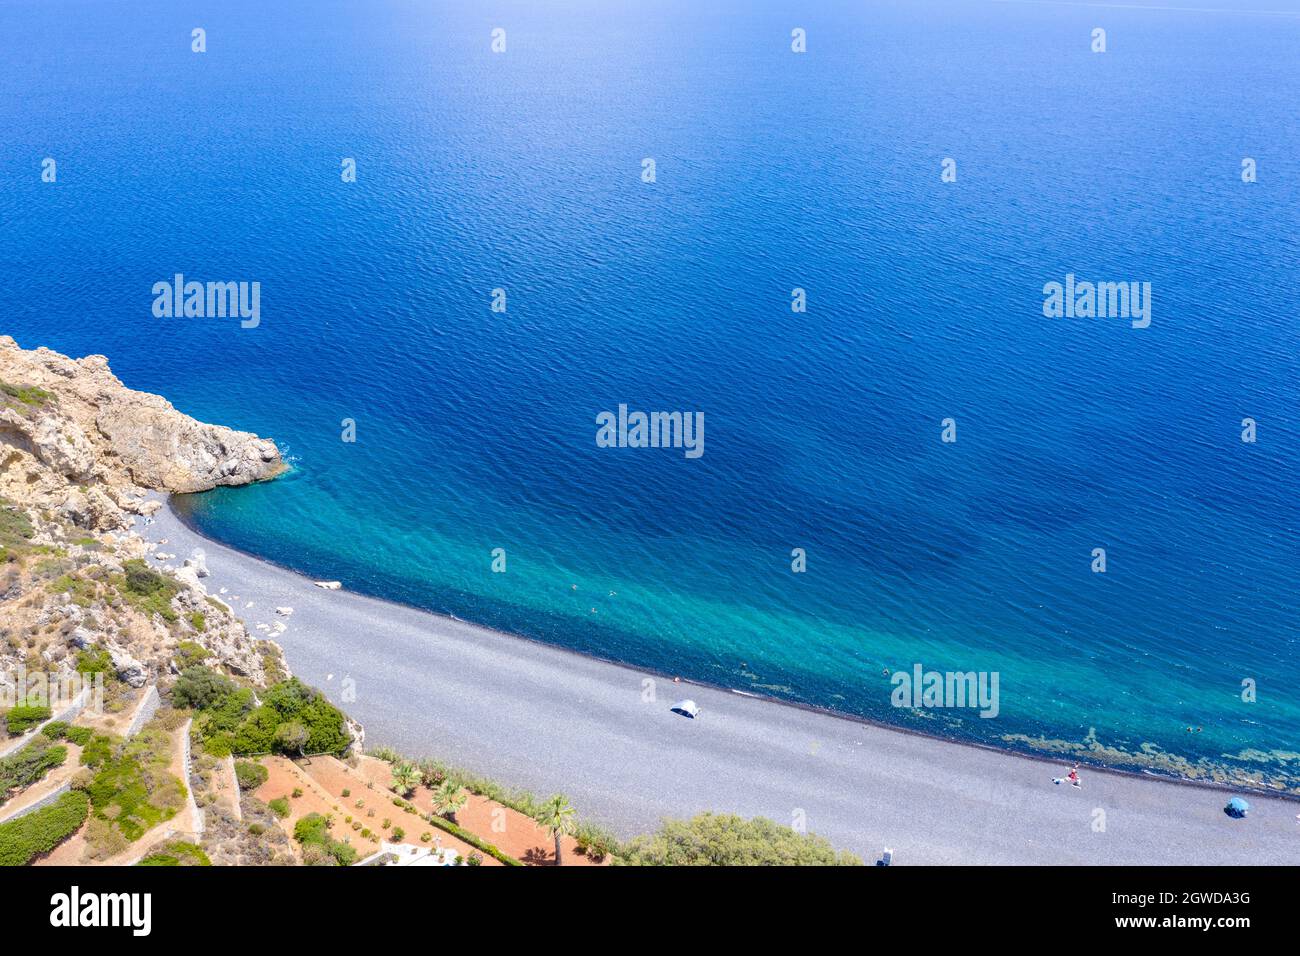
[390,761,420,797]
[537,794,576,865]
[432,779,467,822]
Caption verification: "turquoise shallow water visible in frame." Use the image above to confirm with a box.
[3,0,1299,786]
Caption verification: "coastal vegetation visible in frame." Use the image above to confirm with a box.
[537,794,576,865]
[137,840,211,866]
[389,760,420,797]
[2,700,51,736]
[0,790,89,866]
[234,759,269,791]
[0,720,96,806]
[79,716,186,858]
[0,497,36,562]
[431,778,467,822]
[0,733,67,804]
[293,812,357,866]
[0,379,55,412]
[370,744,619,859]
[622,813,863,866]
[366,745,862,866]
[183,668,350,758]
[115,559,181,623]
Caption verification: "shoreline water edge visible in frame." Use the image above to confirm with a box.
[167,494,1300,800]
[144,493,1300,865]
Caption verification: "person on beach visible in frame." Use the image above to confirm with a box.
[1067,765,1081,788]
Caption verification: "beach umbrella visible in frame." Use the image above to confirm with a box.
[670,699,699,719]
[1225,797,1250,818]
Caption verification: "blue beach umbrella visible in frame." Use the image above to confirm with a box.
[1225,797,1250,818]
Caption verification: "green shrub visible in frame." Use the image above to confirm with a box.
[172,666,235,711]
[230,705,280,754]
[268,797,290,819]
[187,612,207,632]
[193,687,255,755]
[0,380,55,409]
[50,573,99,607]
[622,813,863,866]
[296,811,332,842]
[0,499,34,549]
[78,733,114,768]
[261,679,350,755]
[292,812,354,866]
[0,790,89,865]
[4,703,52,736]
[173,641,210,671]
[0,735,68,803]
[233,760,268,791]
[115,559,180,622]
[75,647,115,679]
[137,840,211,866]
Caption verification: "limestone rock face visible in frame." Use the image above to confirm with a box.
[0,335,285,519]
[109,645,150,688]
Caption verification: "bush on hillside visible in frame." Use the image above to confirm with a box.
[116,559,181,622]
[0,790,90,866]
[3,703,52,737]
[293,812,356,866]
[0,735,68,804]
[186,671,349,758]
[137,840,211,867]
[172,666,235,711]
[234,760,268,791]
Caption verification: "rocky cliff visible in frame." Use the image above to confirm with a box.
[0,336,288,696]
[0,335,283,530]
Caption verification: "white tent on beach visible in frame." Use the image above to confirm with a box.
[670,699,700,719]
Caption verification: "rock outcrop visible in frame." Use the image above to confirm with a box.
[0,335,284,530]
[0,336,289,692]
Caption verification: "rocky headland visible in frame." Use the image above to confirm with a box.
[0,335,289,694]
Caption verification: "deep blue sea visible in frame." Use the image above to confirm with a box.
[3,0,1299,786]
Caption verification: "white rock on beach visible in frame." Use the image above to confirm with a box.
[174,565,205,591]
[183,548,209,577]
[275,606,294,616]
[314,581,342,590]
